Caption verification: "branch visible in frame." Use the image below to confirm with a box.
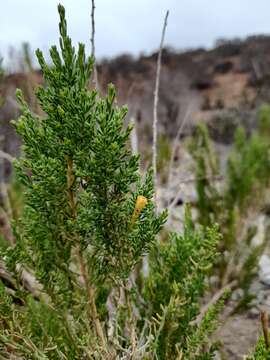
[0,261,43,301]
[191,280,237,326]
[90,0,99,90]
[152,10,169,205]
[261,310,269,349]
[0,150,15,163]
[130,117,138,155]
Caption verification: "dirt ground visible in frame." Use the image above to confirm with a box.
[214,278,270,358]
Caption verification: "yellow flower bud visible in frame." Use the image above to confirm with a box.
[131,195,148,225]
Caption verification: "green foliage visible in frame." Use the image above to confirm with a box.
[22,42,34,72]
[143,134,171,183]
[157,134,171,181]
[190,111,270,294]
[144,206,224,359]
[7,176,25,223]
[9,3,165,285]
[247,336,270,359]
[0,4,225,359]
[0,4,166,357]
[189,123,219,228]
[0,177,24,249]
[0,56,4,79]
[258,104,270,138]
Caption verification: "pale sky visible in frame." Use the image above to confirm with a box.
[1,0,270,65]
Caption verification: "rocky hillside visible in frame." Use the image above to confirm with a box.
[2,35,270,174]
[98,36,270,141]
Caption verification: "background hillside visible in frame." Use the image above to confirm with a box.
[2,35,270,166]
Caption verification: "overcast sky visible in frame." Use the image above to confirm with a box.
[1,0,270,65]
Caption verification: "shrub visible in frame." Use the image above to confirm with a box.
[190,109,270,297]
[0,4,225,359]
[246,336,270,359]
[143,206,225,359]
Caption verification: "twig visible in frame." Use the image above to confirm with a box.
[261,310,269,349]
[178,174,223,184]
[0,153,15,244]
[192,280,237,326]
[251,59,262,80]
[90,0,99,90]
[152,10,169,205]
[0,261,43,300]
[124,285,137,356]
[0,208,14,244]
[130,117,138,155]
[0,150,15,163]
[152,304,169,353]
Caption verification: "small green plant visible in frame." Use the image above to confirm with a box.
[247,312,270,359]
[144,206,226,359]
[247,336,270,359]
[0,56,4,79]
[22,42,34,73]
[157,134,171,175]
[0,4,225,359]
[0,177,24,248]
[190,107,270,297]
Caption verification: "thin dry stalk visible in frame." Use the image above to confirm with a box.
[0,207,14,244]
[152,10,169,205]
[124,286,137,356]
[91,0,99,90]
[0,150,15,163]
[130,117,139,155]
[261,310,269,349]
[0,154,14,244]
[178,174,223,184]
[0,261,43,300]
[191,280,237,326]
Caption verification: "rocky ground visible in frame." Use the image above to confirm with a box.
[215,278,270,359]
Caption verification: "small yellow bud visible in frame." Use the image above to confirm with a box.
[131,195,148,225]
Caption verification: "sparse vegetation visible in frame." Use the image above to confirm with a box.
[190,105,270,300]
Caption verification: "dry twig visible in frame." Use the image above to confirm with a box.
[261,310,269,349]
[130,117,139,155]
[152,10,169,205]
[0,149,15,163]
[90,0,99,90]
[192,280,237,326]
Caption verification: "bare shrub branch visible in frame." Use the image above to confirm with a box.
[152,10,169,205]
[91,0,99,90]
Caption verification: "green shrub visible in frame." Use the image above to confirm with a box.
[144,206,225,359]
[0,4,225,359]
[190,111,270,296]
[247,336,270,359]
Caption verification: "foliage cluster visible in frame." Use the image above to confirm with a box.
[190,109,270,297]
[0,5,225,359]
